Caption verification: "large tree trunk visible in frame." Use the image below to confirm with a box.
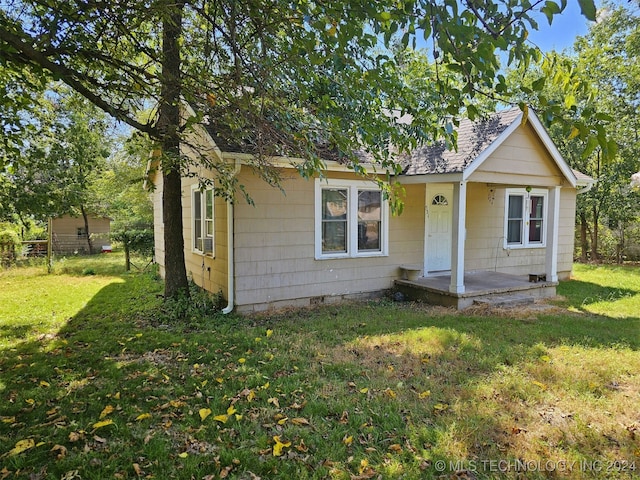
[158,1,188,300]
[80,205,94,255]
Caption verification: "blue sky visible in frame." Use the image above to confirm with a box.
[526,1,592,52]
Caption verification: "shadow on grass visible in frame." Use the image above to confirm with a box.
[1,270,639,479]
[557,278,639,310]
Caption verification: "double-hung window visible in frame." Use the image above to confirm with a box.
[192,186,214,256]
[315,179,388,259]
[505,188,547,248]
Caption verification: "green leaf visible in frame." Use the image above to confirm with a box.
[578,0,597,21]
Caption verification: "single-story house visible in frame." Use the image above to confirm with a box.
[149,108,594,312]
[51,214,111,255]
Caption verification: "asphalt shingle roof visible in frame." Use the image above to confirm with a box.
[401,108,522,176]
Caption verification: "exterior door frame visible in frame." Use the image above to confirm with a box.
[424,184,454,275]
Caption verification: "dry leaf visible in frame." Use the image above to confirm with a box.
[61,470,81,480]
[1,416,16,424]
[39,380,50,388]
[267,397,280,408]
[135,413,152,421]
[266,329,273,338]
[433,403,448,413]
[342,435,354,446]
[226,405,237,416]
[68,430,83,442]
[178,452,188,458]
[339,411,349,424]
[291,417,310,426]
[92,419,114,430]
[388,444,402,453]
[132,463,143,476]
[418,390,431,399]
[272,436,291,456]
[359,387,369,394]
[219,465,233,478]
[532,380,548,390]
[51,444,67,459]
[99,405,114,419]
[199,408,212,421]
[5,438,35,456]
[384,388,396,398]
[214,414,229,423]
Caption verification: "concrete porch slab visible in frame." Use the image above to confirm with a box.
[394,271,558,309]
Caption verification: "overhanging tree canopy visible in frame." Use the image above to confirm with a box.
[0,0,598,299]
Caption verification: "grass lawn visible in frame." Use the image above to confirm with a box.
[0,257,639,479]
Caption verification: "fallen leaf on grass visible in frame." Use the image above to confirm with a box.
[135,413,152,421]
[68,431,84,442]
[291,417,311,426]
[219,465,234,478]
[272,436,291,456]
[4,438,35,456]
[132,463,143,476]
[418,390,431,399]
[388,444,402,453]
[343,435,354,446]
[433,403,448,413]
[214,414,228,423]
[199,408,212,421]
[51,444,67,459]
[39,380,50,388]
[0,416,16,424]
[532,380,548,391]
[99,405,114,419]
[1,467,11,480]
[92,419,114,430]
[61,470,81,480]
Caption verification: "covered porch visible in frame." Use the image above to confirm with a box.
[395,270,558,309]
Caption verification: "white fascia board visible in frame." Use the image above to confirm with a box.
[397,172,464,184]
[181,101,225,162]
[526,112,578,188]
[221,152,379,173]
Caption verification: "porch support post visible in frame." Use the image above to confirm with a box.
[545,186,561,282]
[450,181,467,294]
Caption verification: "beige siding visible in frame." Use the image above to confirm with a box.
[150,170,165,278]
[181,175,229,299]
[233,169,425,312]
[472,124,565,187]
[557,188,577,279]
[464,187,577,279]
[52,215,110,254]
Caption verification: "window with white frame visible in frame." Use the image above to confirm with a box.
[315,179,388,259]
[505,188,547,248]
[192,186,214,255]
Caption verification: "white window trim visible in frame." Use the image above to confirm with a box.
[191,185,215,257]
[504,188,548,249]
[315,178,389,260]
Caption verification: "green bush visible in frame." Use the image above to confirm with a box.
[0,229,21,266]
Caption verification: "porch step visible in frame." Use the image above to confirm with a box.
[473,293,536,308]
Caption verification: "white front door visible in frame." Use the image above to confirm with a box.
[424,185,453,274]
